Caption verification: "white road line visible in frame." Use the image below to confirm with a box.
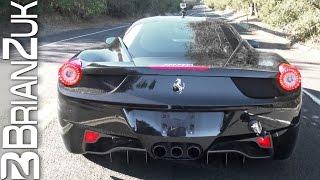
[39,24,130,47]
[303,89,320,106]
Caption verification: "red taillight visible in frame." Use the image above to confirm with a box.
[58,60,82,86]
[277,63,301,91]
[256,135,272,149]
[84,130,101,144]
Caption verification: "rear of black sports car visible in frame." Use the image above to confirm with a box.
[58,17,302,161]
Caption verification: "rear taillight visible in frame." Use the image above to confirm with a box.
[58,60,82,86]
[277,63,301,92]
[83,130,101,144]
[256,135,272,149]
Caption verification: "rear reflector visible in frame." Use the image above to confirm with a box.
[58,60,82,86]
[277,63,301,91]
[84,130,101,144]
[256,135,272,149]
[149,64,209,71]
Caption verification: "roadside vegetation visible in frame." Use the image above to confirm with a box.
[204,0,320,43]
[1,0,181,18]
[0,0,182,36]
[42,0,181,18]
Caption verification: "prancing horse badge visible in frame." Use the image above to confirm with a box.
[172,78,185,94]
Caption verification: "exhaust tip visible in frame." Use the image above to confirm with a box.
[187,146,201,159]
[153,145,166,158]
[171,146,183,158]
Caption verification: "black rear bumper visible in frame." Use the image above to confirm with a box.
[58,93,301,160]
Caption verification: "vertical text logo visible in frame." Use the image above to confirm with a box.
[1,1,39,179]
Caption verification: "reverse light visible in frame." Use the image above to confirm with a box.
[277,63,301,92]
[256,135,272,149]
[84,130,101,144]
[58,60,82,86]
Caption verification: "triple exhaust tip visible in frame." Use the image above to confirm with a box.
[171,146,183,158]
[153,145,166,158]
[153,145,201,159]
[187,146,201,159]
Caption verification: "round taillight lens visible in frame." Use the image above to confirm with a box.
[277,63,301,91]
[58,60,82,86]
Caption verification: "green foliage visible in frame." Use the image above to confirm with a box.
[256,0,280,19]
[47,0,108,18]
[1,0,37,15]
[0,0,181,23]
[260,0,320,41]
[204,0,231,10]
[0,1,9,16]
[263,0,306,27]
[105,0,180,17]
[204,0,249,10]
[0,0,37,22]
[46,0,180,18]
[204,0,320,42]
[290,10,320,42]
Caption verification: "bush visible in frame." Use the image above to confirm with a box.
[204,0,320,42]
[256,0,279,19]
[263,0,306,27]
[47,0,108,18]
[290,10,320,42]
[1,0,38,22]
[105,0,180,17]
[204,0,232,10]
[204,0,249,10]
[45,0,180,18]
[260,0,320,42]
[0,1,9,15]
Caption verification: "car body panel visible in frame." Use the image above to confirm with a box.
[57,16,302,160]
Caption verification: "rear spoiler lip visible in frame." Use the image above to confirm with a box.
[82,66,278,78]
[58,90,277,110]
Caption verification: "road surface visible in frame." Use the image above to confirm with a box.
[1,5,320,180]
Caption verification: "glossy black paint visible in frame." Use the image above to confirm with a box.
[58,16,302,160]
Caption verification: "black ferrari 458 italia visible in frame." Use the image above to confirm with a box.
[58,16,302,162]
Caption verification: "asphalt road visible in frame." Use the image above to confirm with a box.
[1,5,320,180]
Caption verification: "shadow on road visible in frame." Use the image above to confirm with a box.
[257,42,291,50]
[84,153,290,179]
[230,23,253,35]
[239,21,290,38]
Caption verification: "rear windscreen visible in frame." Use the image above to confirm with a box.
[123,20,258,67]
[124,21,198,58]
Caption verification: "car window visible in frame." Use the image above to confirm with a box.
[124,21,194,57]
[123,19,247,67]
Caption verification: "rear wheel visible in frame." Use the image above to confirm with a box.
[272,124,300,160]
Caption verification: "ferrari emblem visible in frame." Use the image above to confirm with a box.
[173,78,185,94]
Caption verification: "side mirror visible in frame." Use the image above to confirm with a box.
[105,37,118,48]
[247,39,260,48]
